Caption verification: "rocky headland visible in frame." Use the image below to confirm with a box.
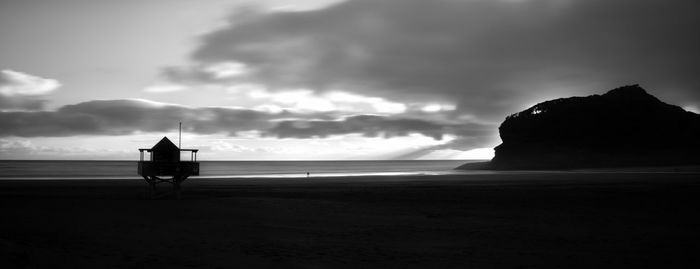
[459,85,700,170]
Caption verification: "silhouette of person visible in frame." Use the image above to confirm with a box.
[306,172,310,178]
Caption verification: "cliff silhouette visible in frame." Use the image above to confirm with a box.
[459,85,700,170]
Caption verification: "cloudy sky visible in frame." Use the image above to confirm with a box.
[1,0,699,160]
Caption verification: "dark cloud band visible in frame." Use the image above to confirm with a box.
[0,99,489,150]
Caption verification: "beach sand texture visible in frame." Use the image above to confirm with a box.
[2,171,700,268]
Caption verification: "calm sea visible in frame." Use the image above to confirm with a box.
[0,160,479,180]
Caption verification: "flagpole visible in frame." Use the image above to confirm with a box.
[179,122,182,149]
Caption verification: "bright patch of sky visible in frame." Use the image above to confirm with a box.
[245,88,409,114]
[0,132,483,160]
[684,105,699,114]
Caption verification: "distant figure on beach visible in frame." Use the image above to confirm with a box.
[307,172,310,178]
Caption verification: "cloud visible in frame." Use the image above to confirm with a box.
[0,99,489,145]
[0,96,47,111]
[207,140,259,152]
[0,99,272,137]
[266,114,493,142]
[267,115,444,139]
[0,137,133,160]
[166,0,700,123]
[143,84,186,93]
[0,70,60,96]
[0,70,61,110]
[0,70,59,111]
[0,138,37,151]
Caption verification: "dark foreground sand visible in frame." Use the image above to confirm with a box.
[2,171,700,268]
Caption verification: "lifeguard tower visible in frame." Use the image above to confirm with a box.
[138,136,199,199]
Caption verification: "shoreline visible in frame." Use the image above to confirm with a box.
[2,163,700,181]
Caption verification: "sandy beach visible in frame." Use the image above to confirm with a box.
[2,171,700,268]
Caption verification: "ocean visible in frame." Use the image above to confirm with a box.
[0,160,479,180]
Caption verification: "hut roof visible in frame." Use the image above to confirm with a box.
[151,137,179,152]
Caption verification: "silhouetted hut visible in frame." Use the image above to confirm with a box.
[151,137,180,162]
[138,136,199,199]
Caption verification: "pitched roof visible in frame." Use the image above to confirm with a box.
[151,136,179,151]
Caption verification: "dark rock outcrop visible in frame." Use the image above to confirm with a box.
[460,85,700,170]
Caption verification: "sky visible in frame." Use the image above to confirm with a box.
[1,0,699,160]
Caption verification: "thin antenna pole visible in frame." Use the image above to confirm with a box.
[179,122,182,149]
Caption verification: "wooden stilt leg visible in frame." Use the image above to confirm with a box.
[141,172,192,199]
[143,176,157,199]
[150,177,157,200]
[173,176,182,200]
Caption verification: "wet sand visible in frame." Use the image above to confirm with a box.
[2,171,700,268]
